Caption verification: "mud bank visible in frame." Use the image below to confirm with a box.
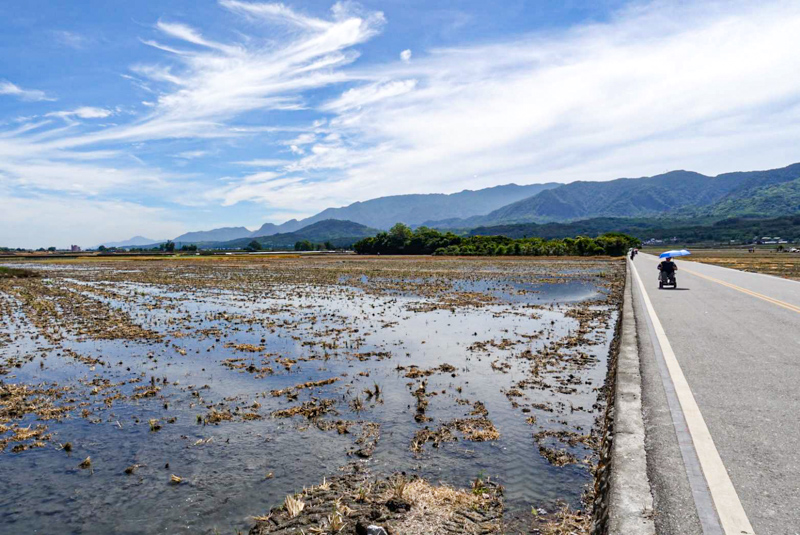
[249,463,503,535]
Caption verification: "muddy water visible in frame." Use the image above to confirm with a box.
[0,258,621,534]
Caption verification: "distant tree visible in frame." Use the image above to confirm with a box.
[164,240,175,253]
[181,244,198,252]
[47,247,56,252]
[98,245,107,252]
[246,240,262,252]
[323,241,334,250]
[295,240,314,251]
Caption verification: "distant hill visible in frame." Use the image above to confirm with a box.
[218,220,378,249]
[250,219,304,237]
[174,226,252,244]
[290,183,560,230]
[430,163,800,227]
[97,236,163,248]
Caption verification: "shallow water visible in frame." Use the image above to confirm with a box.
[0,258,621,534]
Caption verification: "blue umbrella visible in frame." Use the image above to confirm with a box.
[659,249,691,259]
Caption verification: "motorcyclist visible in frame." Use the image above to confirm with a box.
[657,256,677,283]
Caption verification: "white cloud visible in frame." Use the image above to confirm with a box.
[322,79,416,112]
[153,20,241,55]
[234,158,291,166]
[218,0,336,31]
[400,49,411,63]
[46,107,113,120]
[53,31,89,50]
[0,81,54,102]
[174,150,211,159]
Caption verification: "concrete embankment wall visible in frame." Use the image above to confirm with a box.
[591,262,656,535]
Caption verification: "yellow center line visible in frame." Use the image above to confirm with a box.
[681,266,800,315]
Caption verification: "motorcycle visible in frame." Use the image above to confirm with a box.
[658,270,677,289]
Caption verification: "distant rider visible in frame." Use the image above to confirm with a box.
[657,256,677,281]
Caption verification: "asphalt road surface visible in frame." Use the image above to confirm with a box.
[630,253,800,535]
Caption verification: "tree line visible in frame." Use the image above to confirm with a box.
[353,223,640,256]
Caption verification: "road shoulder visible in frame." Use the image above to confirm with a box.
[605,263,656,534]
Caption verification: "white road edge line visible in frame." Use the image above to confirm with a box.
[630,260,755,535]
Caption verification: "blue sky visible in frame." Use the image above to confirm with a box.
[2,0,800,247]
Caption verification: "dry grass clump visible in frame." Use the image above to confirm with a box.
[0,382,70,451]
[411,402,499,452]
[401,363,457,379]
[535,502,591,534]
[452,417,500,442]
[284,495,305,518]
[392,478,494,534]
[270,377,339,398]
[78,456,92,473]
[204,409,233,424]
[271,398,335,419]
[411,425,456,453]
[131,385,160,399]
[224,342,265,353]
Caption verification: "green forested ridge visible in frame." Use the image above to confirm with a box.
[691,178,800,218]
[353,224,639,256]
[426,163,800,228]
[469,216,800,243]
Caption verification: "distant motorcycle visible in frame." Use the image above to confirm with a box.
[658,270,677,289]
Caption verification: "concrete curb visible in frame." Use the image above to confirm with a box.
[607,262,656,534]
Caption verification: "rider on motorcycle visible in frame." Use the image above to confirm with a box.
[658,256,677,283]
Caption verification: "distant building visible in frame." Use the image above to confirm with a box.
[70,245,81,252]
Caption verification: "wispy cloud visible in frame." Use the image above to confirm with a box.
[217,0,800,217]
[0,81,55,102]
[174,150,211,159]
[321,79,416,113]
[46,107,113,120]
[234,158,292,166]
[53,30,90,50]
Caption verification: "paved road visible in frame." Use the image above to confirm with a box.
[630,253,800,535]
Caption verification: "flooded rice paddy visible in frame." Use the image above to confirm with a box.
[0,255,624,534]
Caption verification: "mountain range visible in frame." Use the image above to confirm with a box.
[109,163,800,248]
[169,183,559,244]
[216,220,378,249]
[97,236,163,248]
[427,164,800,228]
